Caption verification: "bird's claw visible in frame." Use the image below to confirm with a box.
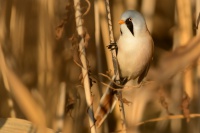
[107,43,118,51]
[107,43,118,55]
[113,77,127,87]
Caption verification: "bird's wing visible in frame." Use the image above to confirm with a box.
[137,62,150,83]
[138,32,154,83]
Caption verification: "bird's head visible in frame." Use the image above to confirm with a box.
[118,10,147,37]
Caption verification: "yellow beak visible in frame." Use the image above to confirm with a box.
[118,20,125,24]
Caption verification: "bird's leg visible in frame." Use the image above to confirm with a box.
[112,79,122,89]
[118,77,128,86]
[107,42,118,55]
[113,77,128,88]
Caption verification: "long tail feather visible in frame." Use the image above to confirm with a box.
[95,76,119,128]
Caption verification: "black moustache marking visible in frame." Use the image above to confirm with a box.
[125,18,134,36]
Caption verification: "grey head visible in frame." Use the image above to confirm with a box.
[119,10,147,36]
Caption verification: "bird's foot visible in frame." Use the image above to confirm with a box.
[107,43,118,51]
[120,77,128,85]
[113,77,127,88]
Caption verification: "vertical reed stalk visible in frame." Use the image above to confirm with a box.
[37,0,55,97]
[54,82,66,132]
[94,0,103,95]
[176,0,195,131]
[73,0,96,132]
[104,0,127,131]
[141,0,156,32]
[0,1,16,118]
[98,0,113,74]
[10,4,25,60]
[196,0,200,132]
[196,0,200,80]
[176,0,193,99]
[169,9,182,133]
[37,0,58,126]
[196,0,200,89]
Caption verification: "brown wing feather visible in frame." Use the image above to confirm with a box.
[138,31,154,83]
[137,62,150,83]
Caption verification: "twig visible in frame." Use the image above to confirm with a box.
[136,114,200,126]
[83,0,91,16]
[73,0,96,133]
[104,0,126,131]
[100,81,154,91]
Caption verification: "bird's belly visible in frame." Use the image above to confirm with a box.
[117,37,152,80]
[118,52,146,79]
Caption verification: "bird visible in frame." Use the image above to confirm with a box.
[94,10,154,128]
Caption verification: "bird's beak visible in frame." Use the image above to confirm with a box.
[118,20,125,25]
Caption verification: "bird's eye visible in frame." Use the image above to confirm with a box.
[129,18,132,21]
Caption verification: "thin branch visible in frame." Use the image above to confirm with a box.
[83,0,91,16]
[100,82,152,92]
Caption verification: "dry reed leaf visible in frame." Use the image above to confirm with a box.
[82,0,91,16]
[70,34,83,67]
[55,1,71,40]
[65,96,76,119]
[83,31,90,48]
[55,21,65,39]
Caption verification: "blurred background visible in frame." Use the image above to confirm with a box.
[0,0,200,133]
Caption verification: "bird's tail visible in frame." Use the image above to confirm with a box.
[94,78,118,128]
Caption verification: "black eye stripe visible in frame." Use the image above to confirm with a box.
[125,17,134,36]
